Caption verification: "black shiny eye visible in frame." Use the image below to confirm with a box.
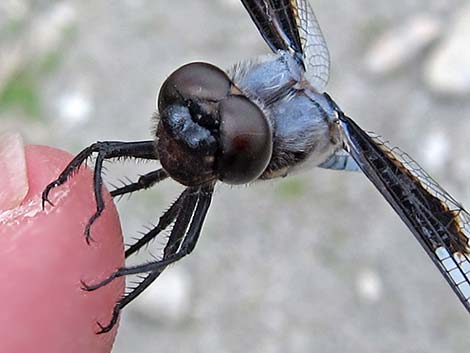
[217,95,273,184]
[158,62,231,112]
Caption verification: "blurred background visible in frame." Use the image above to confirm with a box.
[1,0,469,352]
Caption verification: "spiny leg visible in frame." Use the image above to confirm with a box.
[84,152,105,241]
[97,271,161,333]
[42,140,157,206]
[82,185,210,289]
[90,187,201,333]
[42,140,157,243]
[110,169,168,198]
[83,142,159,243]
[125,188,190,258]
[162,188,203,258]
[86,184,212,287]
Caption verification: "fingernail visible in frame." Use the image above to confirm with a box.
[0,132,29,211]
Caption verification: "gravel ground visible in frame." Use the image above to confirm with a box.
[1,1,470,352]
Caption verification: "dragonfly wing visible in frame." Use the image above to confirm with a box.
[294,0,330,91]
[339,114,470,313]
[240,0,330,91]
[318,150,360,172]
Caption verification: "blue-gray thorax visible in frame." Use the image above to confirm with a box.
[229,51,341,179]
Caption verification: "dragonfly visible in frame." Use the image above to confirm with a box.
[42,0,470,333]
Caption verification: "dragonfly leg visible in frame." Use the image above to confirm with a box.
[124,188,190,258]
[42,140,157,243]
[82,185,213,333]
[110,169,168,198]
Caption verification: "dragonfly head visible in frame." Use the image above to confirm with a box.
[156,62,273,186]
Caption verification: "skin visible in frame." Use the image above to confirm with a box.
[0,139,124,353]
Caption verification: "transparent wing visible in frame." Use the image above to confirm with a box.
[339,114,470,313]
[293,0,330,91]
[240,0,330,91]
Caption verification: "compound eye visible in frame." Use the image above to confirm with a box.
[158,62,231,112]
[217,95,272,184]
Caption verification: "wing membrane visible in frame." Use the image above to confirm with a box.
[294,0,330,90]
[339,114,470,312]
[240,0,330,91]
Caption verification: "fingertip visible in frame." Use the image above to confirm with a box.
[0,144,125,353]
[23,145,79,203]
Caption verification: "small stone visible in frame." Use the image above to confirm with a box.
[57,91,93,125]
[424,4,470,95]
[364,14,442,75]
[356,269,383,303]
[32,2,77,54]
[420,130,450,172]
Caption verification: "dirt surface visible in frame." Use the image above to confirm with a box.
[1,1,469,352]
